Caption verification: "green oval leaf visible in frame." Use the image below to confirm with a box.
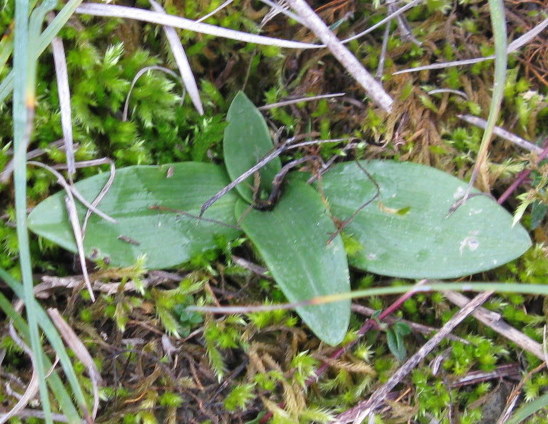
[320,161,531,279]
[236,179,350,345]
[223,91,281,203]
[28,163,241,268]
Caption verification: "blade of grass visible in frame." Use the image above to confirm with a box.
[12,0,52,420]
[450,0,508,209]
[506,393,548,424]
[48,308,101,420]
[468,0,507,190]
[187,281,548,314]
[0,268,88,420]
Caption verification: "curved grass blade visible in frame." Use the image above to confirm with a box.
[0,269,84,422]
[12,0,54,420]
[28,163,241,268]
[235,178,350,345]
[506,393,548,424]
[0,0,83,104]
[320,161,531,279]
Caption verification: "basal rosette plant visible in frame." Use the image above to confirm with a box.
[28,92,531,345]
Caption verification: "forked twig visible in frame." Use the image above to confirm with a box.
[199,141,291,216]
[252,156,319,210]
[200,137,350,216]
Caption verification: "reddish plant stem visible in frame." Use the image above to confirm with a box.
[259,287,420,423]
[497,143,548,205]
[305,286,421,385]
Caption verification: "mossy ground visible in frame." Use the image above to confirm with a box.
[0,1,547,423]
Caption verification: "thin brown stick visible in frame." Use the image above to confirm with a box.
[449,363,521,388]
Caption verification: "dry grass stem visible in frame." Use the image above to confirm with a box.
[260,0,304,27]
[81,159,116,235]
[285,0,393,112]
[341,0,423,45]
[428,88,468,99]
[387,0,421,46]
[443,290,545,361]
[123,66,182,122]
[48,12,75,177]
[75,3,320,49]
[394,18,548,75]
[0,325,40,424]
[0,139,65,182]
[197,0,234,23]
[351,304,468,343]
[457,114,543,153]
[258,92,345,110]
[27,161,116,224]
[64,195,95,302]
[449,363,521,388]
[148,0,203,115]
[47,308,101,419]
[53,158,112,170]
[496,363,546,424]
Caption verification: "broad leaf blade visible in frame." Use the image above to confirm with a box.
[224,91,281,203]
[236,179,350,345]
[321,161,531,279]
[28,163,240,268]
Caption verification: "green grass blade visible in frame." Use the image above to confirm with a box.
[0,289,82,423]
[190,282,548,314]
[12,0,53,420]
[469,0,507,187]
[0,0,83,103]
[0,268,89,418]
[506,393,548,424]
